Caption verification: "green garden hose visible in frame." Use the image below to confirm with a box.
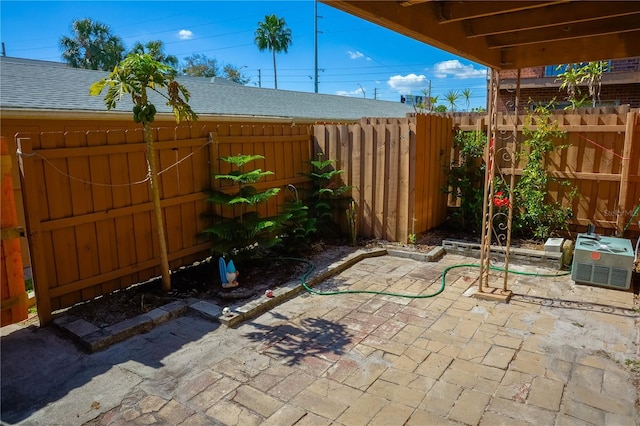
[282,257,572,299]
[620,201,640,236]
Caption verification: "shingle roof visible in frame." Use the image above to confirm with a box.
[0,57,414,121]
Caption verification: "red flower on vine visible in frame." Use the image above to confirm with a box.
[493,191,510,208]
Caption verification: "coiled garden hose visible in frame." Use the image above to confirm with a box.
[281,257,572,299]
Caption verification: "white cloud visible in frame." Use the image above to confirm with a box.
[178,29,193,40]
[335,88,366,97]
[387,73,427,94]
[433,60,486,79]
[347,50,371,61]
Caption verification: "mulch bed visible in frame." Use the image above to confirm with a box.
[58,243,363,329]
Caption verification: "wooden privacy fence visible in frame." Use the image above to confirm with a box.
[15,123,312,325]
[1,136,28,326]
[314,115,453,243]
[452,106,640,237]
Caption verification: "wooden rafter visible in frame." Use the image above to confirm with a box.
[435,0,567,23]
[487,14,640,49]
[322,0,640,70]
[465,1,640,38]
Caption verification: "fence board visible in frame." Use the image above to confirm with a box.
[313,115,451,242]
[374,124,387,239]
[386,124,400,241]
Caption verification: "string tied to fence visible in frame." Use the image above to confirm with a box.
[15,133,213,188]
[16,148,152,187]
[578,133,631,161]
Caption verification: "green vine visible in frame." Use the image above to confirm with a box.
[513,101,577,239]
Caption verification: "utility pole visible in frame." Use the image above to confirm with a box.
[374,88,378,100]
[314,1,321,93]
[258,69,262,88]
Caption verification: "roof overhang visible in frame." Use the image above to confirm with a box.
[321,1,640,70]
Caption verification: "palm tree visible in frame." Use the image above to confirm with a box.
[444,89,460,112]
[60,18,125,70]
[462,88,472,112]
[254,14,292,89]
[129,40,178,68]
[90,53,198,291]
[429,95,439,112]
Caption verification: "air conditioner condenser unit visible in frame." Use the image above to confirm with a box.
[571,234,634,290]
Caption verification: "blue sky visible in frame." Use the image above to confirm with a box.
[0,1,489,109]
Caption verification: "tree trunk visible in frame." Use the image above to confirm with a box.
[144,124,171,291]
[272,50,278,89]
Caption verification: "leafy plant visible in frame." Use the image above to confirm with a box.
[513,101,577,239]
[279,185,317,252]
[307,154,351,240]
[90,53,198,291]
[444,89,460,111]
[445,130,487,232]
[556,61,610,109]
[461,88,472,112]
[202,154,289,260]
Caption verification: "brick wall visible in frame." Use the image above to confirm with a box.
[499,67,545,79]
[498,84,640,112]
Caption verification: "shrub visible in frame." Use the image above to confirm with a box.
[202,154,289,260]
[445,130,487,233]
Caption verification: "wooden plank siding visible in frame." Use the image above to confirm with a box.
[2,118,313,325]
[314,114,452,243]
[451,107,640,238]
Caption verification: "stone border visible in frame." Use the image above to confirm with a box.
[442,239,564,270]
[55,247,448,353]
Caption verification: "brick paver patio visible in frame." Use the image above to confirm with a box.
[2,252,638,425]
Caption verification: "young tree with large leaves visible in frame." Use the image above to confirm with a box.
[129,40,179,68]
[60,18,125,70]
[90,53,198,291]
[254,14,292,89]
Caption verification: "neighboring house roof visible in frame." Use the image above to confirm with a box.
[0,57,414,121]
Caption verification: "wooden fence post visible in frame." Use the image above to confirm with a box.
[617,111,637,235]
[1,136,28,326]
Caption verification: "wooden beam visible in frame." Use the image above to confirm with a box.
[488,14,640,49]
[436,0,567,23]
[466,1,640,37]
[500,30,640,69]
[400,0,431,6]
